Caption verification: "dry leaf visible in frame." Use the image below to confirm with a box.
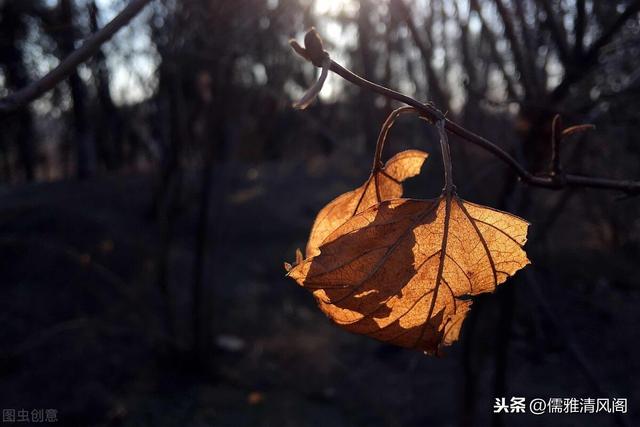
[305,149,428,257]
[289,194,529,354]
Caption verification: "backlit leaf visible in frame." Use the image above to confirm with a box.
[305,149,428,257]
[289,193,529,354]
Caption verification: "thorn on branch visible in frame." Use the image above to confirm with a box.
[549,115,599,187]
[562,124,596,138]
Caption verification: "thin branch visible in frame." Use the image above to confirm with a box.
[586,0,640,61]
[0,0,153,114]
[574,0,586,58]
[491,0,536,99]
[512,0,542,93]
[453,1,478,93]
[468,0,519,100]
[395,0,450,110]
[291,29,640,196]
[539,0,572,66]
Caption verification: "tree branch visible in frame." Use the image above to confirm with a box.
[394,0,449,110]
[513,0,542,93]
[0,0,152,114]
[574,0,586,58]
[539,0,572,66]
[550,0,640,102]
[491,0,536,99]
[468,0,519,100]
[291,29,640,196]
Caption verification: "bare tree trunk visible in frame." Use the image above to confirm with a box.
[56,0,96,179]
[0,2,36,181]
[88,0,122,171]
[192,115,219,369]
[192,53,234,369]
[153,66,186,353]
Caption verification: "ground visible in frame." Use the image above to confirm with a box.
[0,157,638,427]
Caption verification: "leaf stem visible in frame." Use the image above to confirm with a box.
[437,120,454,193]
[372,106,417,172]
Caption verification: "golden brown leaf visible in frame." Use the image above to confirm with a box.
[289,194,529,354]
[305,149,428,257]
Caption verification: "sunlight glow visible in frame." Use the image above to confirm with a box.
[313,0,359,16]
[311,0,362,104]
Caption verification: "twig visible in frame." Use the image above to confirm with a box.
[562,124,596,139]
[0,0,153,114]
[550,114,563,177]
[290,29,640,196]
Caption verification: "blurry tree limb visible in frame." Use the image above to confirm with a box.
[0,0,152,114]
[291,28,640,195]
[356,0,379,145]
[468,0,519,100]
[539,0,572,66]
[394,0,449,110]
[574,0,586,57]
[452,1,479,95]
[491,0,536,99]
[550,0,640,102]
[512,0,542,93]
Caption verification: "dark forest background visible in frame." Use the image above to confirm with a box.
[1,0,639,426]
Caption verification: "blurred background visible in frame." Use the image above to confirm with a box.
[0,0,639,426]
